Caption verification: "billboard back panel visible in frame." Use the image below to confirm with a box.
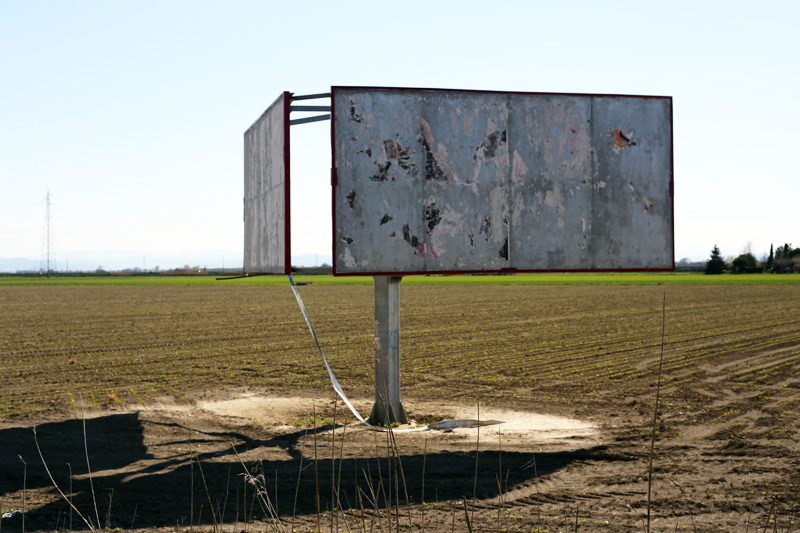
[244,92,290,274]
[332,87,673,275]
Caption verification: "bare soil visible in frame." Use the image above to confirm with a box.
[2,386,797,533]
[1,284,798,532]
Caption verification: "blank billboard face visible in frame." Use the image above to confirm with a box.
[332,87,673,275]
[244,92,290,274]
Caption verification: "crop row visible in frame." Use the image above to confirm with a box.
[1,284,798,422]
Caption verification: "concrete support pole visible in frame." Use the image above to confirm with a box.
[369,275,408,426]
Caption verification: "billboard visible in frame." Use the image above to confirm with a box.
[244,92,291,274]
[332,87,673,275]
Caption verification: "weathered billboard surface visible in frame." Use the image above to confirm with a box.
[244,92,290,274]
[332,87,673,275]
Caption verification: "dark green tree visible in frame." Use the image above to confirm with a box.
[705,244,726,274]
[731,252,757,274]
[774,243,797,273]
[766,244,774,271]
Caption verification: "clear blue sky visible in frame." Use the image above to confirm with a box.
[2,0,798,269]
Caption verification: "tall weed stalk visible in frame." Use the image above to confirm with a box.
[80,406,101,531]
[32,429,94,532]
[193,454,219,532]
[19,455,26,533]
[331,398,338,533]
[646,294,667,533]
[231,445,284,532]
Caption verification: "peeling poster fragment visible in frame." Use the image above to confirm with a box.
[612,128,637,149]
[420,136,446,180]
[402,224,421,253]
[418,118,448,180]
[342,236,354,244]
[349,100,362,122]
[379,213,393,225]
[499,238,509,260]
[383,140,417,176]
[369,161,391,181]
[346,190,357,209]
[475,129,507,160]
[424,200,441,232]
[499,217,509,259]
[398,225,438,259]
[479,216,492,241]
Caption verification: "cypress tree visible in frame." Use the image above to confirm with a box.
[705,245,726,275]
[766,244,774,271]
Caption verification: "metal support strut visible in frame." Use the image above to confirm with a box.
[369,276,408,426]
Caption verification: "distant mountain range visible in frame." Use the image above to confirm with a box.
[0,251,332,273]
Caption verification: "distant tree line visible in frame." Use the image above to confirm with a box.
[705,243,800,274]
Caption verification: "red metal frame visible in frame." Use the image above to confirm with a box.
[668,101,676,272]
[282,91,292,275]
[330,90,338,277]
[331,85,673,101]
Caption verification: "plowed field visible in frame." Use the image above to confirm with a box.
[1,283,798,532]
